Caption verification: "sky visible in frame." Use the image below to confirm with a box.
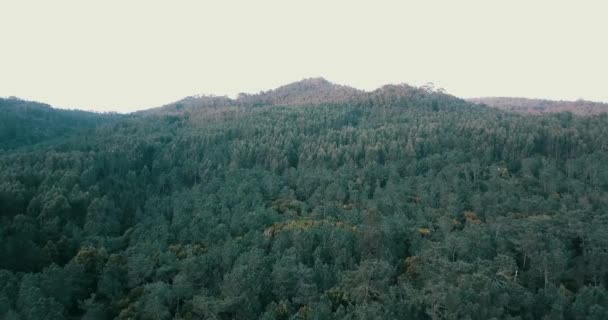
[1,0,607,113]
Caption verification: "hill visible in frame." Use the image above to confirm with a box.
[0,97,123,150]
[469,97,608,115]
[1,82,608,319]
[141,78,468,118]
[236,77,366,106]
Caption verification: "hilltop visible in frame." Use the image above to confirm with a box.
[140,77,464,116]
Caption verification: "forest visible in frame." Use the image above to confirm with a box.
[1,79,608,319]
[468,97,608,116]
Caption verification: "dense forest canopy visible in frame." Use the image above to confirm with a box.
[1,79,608,319]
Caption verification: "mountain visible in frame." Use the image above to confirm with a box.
[142,78,465,117]
[138,94,235,116]
[469,97,608,115]
[2,81,608,319]
[0,97,123,150]
[236,77,366,106]
[140,77,366,117]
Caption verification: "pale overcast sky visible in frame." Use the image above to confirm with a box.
[1,0,607,112]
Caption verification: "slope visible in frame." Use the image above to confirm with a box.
[0,98,123,150]
[1,82,608,319]
[469,96,608,115]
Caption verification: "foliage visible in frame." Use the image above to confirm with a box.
[1,81,608,319]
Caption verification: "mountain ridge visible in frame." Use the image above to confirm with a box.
[141,77,460,116]
[0,97,123,150]
[469,97,608,115]
[5,79,608,116]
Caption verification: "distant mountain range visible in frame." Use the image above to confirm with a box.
[140,78,608,116]
[139,77,456,115]
[4,78,608,123]
[468,97,608,115]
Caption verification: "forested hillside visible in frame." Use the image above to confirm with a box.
[469,97,608,115]
[0,98,123,151]
[1,81,608,319]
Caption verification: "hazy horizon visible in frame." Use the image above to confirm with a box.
[1,0,607,112]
